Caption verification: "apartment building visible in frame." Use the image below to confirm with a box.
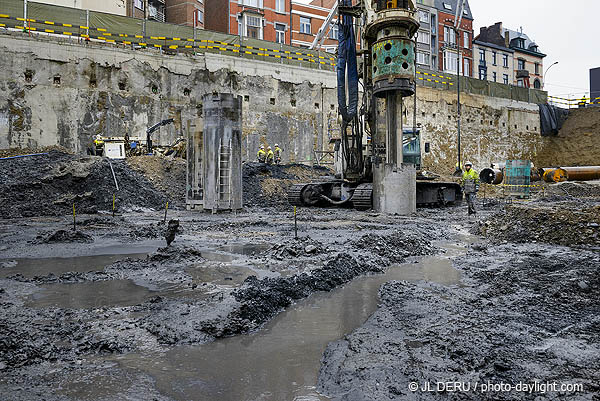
[205,0,293,45]
[503,27,546,89]
[435,0,474,77]
[473,22,514,85]
[415,0,438,71]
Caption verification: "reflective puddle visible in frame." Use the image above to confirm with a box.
[0,253,149,279]
[27,279,156,309]
[69,250,462,401]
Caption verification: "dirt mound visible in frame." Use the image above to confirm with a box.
[270,236,329,259]
[541,181,600,200]
[0,150,169,219]
[352,230,437,263]
[242,162,332,208]
[36,230,93,244]
[126,156,186,207]
[477,204,600,246]
[0,145,73,158]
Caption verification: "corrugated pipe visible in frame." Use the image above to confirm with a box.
[0,153,49,160]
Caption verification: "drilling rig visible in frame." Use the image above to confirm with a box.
[288,0,462,213]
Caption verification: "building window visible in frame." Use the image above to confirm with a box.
[443,2,452,10]
[419,10,428,23]
[241,0,263,8]
[134,0,143,10]
[444,26,456,46]
[417,31,429,45]
[463,58,469,76]
[479,49,485,63]
[275,0,285,13]
[463,32,469,49]
[196,10,203,24]
[517,79,524,87]
[492,51,497,65]
[443,50,458,73]
[517,59,526,70]
[275,23,286,44]
[328,24,339,40]
[534,78,541,89]
[493,72,497,82]
[479,69,486,80]
[417,52,429,65]
[300,17,311,35]
[503,54,509,68]
[503,74,509,84]
[245,15,263,39]
[534,62,540,75]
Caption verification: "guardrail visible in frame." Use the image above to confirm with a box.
[548,95,600,108]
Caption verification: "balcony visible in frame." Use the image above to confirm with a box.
[516,69,530,79]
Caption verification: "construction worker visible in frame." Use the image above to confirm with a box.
[274,143,282,165]
[461,161,479,215]
[257,145,266,163]
[92,135,104,156]
[266,146,275,165]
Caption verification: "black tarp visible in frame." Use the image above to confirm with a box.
[539,104,569,136]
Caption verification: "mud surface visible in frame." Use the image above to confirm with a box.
[318,224,600,400]
[0,151,169,219]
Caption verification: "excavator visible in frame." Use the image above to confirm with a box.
[288,0,462,211]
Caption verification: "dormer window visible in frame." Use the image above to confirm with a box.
[443,3,452,10]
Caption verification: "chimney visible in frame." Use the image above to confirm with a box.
[505,30,510,48]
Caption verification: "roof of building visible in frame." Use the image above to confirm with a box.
[502,27,546,57]
[309,0,336,7]
[434,0,473,20]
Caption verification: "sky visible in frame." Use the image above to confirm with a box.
[296,0,600,99]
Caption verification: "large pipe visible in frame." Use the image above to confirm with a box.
[479,168,504,185]
[542,168,568,183]
[560,166,600,182]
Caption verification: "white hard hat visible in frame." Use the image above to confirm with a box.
[465,161,473,167]
[275,143,279,147]
[267,146,272,150]
[260,145,264,149]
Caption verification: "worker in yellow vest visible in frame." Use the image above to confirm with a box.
[257,145,266,163]
[266,146,275,165]
[461,161,479,215]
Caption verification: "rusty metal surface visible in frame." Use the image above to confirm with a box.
[560,166,600,182]
[479,168,504,185]
[542,168,568,183]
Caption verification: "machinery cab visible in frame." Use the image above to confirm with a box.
[402,128,421,169]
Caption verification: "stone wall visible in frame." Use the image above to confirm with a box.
[0,34,337,164]
[0,32,564,173]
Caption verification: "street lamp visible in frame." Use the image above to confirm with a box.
[542,61,558,90]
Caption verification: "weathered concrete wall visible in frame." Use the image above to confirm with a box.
[404,88,543,174]
[535,107,600,168]
[0,34,337,164]
[0,33,556,172]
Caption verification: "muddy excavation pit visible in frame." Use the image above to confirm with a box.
[1,153,599,400]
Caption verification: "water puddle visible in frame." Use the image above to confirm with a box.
[218,243,272,256]
[0,253,149,279]
[27,279,156,309]
[75,252,462,401]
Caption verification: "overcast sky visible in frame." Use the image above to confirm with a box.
[470,0,600,99]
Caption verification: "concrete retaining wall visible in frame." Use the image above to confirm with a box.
[1,33,566,173]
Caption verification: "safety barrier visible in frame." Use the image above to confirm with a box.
[0,12,336,70]
[548,95,600,108]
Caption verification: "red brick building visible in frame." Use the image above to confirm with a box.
[205,0,293,44]
[436,0,474,77]
[291,0,338,51]
[165,0,205,28]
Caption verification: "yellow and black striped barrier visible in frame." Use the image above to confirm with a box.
[417,70,453,81]
[548,95,600,106]
[0,13,336,68]
[417,76,454,86]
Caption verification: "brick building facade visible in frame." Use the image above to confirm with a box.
[205,0,293,44]
[165,0,204,28]
[435,0,474,77]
